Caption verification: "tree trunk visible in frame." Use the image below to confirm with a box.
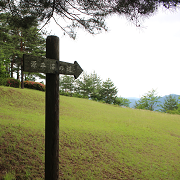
[11,59,14,78]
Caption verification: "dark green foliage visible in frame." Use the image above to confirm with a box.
[134,89,161,111]
[73,92,88,99]
[24,81,45,91]
[0,12,46,81]
[114,97,131,107]
[88,72,102,101]
[160,94,179,113]
[75,72,102,99]
[99,78,118,104]
[177,99,180,115]
[59,90,73,97]
[60,72,102,100]
[1,0,179,38]
[25,74,36,81]
[60,75,75,93]
[0,13,12,77]
[0,78,8,86]
[60,73,118,104]
[0,62,9,79]
[6,78,20,88]
[24,73,46,81]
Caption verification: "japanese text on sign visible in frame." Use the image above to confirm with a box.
[23,54,83,78]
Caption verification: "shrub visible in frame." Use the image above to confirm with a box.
[24,81,45,91]
[6,78,20,88]
[0,77,8,86]
[59,90,73,97]
[73,92,88,99]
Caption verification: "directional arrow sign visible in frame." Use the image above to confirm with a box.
[23,54,83,79]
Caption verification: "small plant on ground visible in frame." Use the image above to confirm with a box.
[3,171,16,180]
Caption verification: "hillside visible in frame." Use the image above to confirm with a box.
[0,86,180,179]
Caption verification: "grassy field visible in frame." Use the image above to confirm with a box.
[0,86,180,180]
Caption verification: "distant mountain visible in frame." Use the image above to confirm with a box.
[127,94,180,110]
[128,98,140,108]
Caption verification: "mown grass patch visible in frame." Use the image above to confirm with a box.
[59,95,180,179]
[0,124,45,179]
[0,86,180,179]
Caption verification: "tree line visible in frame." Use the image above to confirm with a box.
[60,72,130,107]
[134,89,180,114]
[60,74,180,115]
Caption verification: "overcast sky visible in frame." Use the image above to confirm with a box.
[45,8,180,98]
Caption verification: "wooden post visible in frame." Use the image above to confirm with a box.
[23,35,82,179]
[45,36,59,180]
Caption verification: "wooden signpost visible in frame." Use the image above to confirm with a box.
[23,35,83,180]
[23,54,83,79]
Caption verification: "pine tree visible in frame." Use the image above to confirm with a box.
[74,72,102,99]
[0,12,46,83]
[160,95,179,113]
[1,0,179,38]
[99,78,118,104]
[60,75,75,93]
[0,13,14,77]
[89,72,102,100]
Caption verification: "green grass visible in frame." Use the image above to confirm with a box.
[0,86,180,179]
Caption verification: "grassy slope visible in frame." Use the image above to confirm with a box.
[0,86,180,179]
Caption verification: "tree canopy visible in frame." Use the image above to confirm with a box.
[60,72,129,106]
[0,12,46,80]
[134,89,160,111]
[160,94,179,113]
[1,0,179,38]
